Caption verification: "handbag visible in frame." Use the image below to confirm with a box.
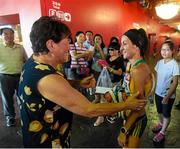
[95,67,113,94]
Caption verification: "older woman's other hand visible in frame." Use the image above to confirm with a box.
[125,92,147,111]
[80,75,96,88]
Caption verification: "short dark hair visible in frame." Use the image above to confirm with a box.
[162,40,174,51]
[75,31,84,42]
[85,31,93,35]
[75,31,84,37]
[30,16,71,54]
[0,27,14,35]
[110,36,119,44]
[108,42,120,51]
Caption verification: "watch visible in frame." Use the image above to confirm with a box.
[120,127,128,134]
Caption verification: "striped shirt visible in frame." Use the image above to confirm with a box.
[70,42,88,69]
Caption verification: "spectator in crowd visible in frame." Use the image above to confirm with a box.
[0,27,27,127]
[83,30,94,74]
[92,34,108,126]
[106,42,126,84]
[83,30,94,49]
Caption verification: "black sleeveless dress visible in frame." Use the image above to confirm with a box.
[18,56,72,148]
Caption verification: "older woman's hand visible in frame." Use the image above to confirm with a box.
[80,75,96,88]
[125,92,147,111]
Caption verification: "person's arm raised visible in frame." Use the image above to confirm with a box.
[38,74,146,118]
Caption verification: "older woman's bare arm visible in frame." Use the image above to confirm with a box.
[37,74,146,118]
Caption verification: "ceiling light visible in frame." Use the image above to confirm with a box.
[155,3,179,20]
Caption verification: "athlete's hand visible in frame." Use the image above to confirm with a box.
[117,132,127,147]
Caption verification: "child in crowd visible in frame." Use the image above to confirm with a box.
[152,40,179,142]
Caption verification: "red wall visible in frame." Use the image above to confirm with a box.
[0,0,179,56]
[41,0,180,49]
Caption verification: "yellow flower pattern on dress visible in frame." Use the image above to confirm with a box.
[21,120,23,126]
[65,140,70,148]
[52,139,62,148]
[19,94,24,103]
[34,61,40,64]
[52,121,59,130]
[59,123,69,135]
[26,102,37,112]
[39,104,42,109]
[18,94,24,110]
[35,64,50,71]
[56,64,62,71]
[41,98,46,104]
[40,133,49,144]
[64,131,71,147]
[29,120,43,132]
[24,86,32,95]
[44,110,54,123]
